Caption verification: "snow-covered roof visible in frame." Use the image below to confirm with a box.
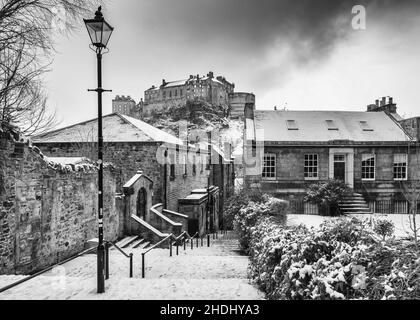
[164,79,188,88]
[32,113,184,145]
[252,110,412,143]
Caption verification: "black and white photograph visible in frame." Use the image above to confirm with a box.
[0,0,419,308]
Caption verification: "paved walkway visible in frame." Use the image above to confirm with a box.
[0,231,264,300]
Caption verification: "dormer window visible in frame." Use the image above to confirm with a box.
[325,120,338,130]
[286,120,298,130]
[360,121,373,131]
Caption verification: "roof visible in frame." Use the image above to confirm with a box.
[251,110,412,143]
[32,113,184,145]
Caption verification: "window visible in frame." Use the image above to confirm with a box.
[286,120,299,130]
[180,89,183,96]
[393,154,407,180]
[169,90,172,98]
[362,154,375,180]
[304,154,318,179]
[334,154,345,162]
[360,121,373,131]
[183,155,187,177]
[169,154,175,180]
[193,155,197,175]
[262,154,276,179]
[325,120,339,130]
[175,89,178,97]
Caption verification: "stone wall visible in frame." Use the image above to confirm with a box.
[0,129,119,274]
[166,148,208,212]
[35,142,164,205]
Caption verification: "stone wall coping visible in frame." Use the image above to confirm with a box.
[151,204,182,227]
[123,171,153,189]
[162,209,188,219]
[131,214,170,238]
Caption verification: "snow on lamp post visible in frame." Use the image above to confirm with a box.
[84,6,114,294]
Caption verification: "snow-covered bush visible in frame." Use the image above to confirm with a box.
[224,187,266,230]
[304,179,349,216]
[246,217,420,300]
[233,196,288,253]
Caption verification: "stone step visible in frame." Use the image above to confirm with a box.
[339,204,369,208]
[341,196,365,199]
[114,235,140,249]
[138,241,150,249]
[341,207,371,211]
[338,201,367,206]
[343,211,372,214]
[131,238,145,248]
[339,202,367,206]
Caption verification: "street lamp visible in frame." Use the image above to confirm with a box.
[206,132,212,234]
[84,6,114,294]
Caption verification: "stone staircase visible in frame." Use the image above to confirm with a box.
[338,192,373,214]
[113,235,151,251]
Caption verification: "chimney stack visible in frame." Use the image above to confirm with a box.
[389,97,393,105]
[381,97,386,106]
[375,99,379,107]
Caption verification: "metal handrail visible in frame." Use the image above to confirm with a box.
[143,233,176,255]
[0,246,97,294]
[140,230,224,278]
[106,240,131,258]
[105,241,133,278]
[141,233,177,278]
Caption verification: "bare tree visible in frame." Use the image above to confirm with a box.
[0,0,101,135]
[71,125,108,161]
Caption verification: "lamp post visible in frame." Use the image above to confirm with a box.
[84,6,114,294]
[206,132,212,234]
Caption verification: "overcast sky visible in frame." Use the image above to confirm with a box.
[45,0,420,127]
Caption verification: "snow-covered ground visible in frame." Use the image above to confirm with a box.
[0,232,264,300]
[287,214,416,238]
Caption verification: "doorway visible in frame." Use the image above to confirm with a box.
[333,154,346,182]
[136,187,147,220]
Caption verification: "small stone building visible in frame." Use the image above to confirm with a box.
[178,186,220,235]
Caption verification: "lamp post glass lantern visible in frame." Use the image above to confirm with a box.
[84,6,113,294]
[84,6,114,50]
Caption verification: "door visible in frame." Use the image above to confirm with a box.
[136,188,147,220]
[188,219,199,235]
[333,154,346,182]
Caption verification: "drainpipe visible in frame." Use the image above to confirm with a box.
[163,149,168,210]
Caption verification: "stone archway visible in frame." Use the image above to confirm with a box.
[136,187,147,220]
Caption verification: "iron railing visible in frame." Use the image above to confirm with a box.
[0,246,97,294]
[105,240,133,279]
[140,230,228,278]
